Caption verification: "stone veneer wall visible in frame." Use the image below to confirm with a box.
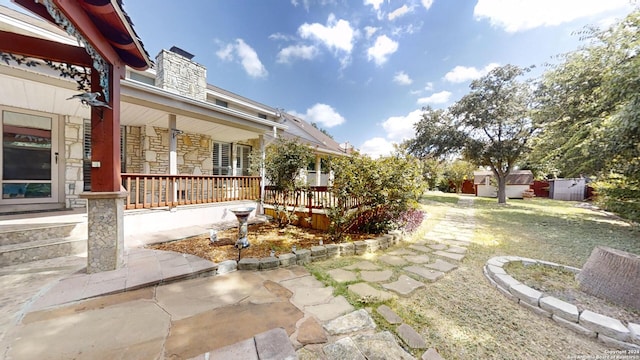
[64,116,86,208]
[138,126,214,175]
[155,49,207,101]
[124,126,143,173]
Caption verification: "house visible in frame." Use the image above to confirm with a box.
[0,2,347,269]
[473,170,534,199]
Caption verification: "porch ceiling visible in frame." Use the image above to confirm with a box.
[120,102,262,142]
[0,67,274,142]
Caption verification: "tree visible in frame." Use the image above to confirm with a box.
[530,9,640,221]
[251,137,313,227]
[531,9,640,180]
[407,65,534,204]
[444,159,476,194]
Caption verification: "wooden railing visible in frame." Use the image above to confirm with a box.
[121,174,261,210]
[263,186,361,210]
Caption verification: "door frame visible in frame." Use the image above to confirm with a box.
[0,106,60,205]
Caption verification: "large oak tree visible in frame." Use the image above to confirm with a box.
[407,64,533,204]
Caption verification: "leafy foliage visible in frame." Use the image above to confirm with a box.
[252,137,314,227]
[529,9,640,220]
[398,208,425,233]
[443,159,476,194]
[407,65,534,203]
[326,151,426,241]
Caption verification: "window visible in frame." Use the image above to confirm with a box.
[128,72,155,86]
[215,99,228,108]
[235,144,251,176]
[258,113,267,119]
[83,120,125,191]
[212,142,231,175]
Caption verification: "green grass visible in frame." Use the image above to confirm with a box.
[304,193,640,359]
[471,196,640,268]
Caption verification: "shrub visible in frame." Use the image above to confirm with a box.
[397,208,425,233]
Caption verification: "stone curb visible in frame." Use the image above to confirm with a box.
[483,256,640,350]
[235,231,407,271]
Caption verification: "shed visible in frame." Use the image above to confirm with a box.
[474,170,534,199]
[549,178,586,201]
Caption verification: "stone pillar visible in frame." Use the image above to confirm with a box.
[80,191,127,273]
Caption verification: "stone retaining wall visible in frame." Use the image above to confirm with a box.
[235,230,406,271]
[484,256,640,350]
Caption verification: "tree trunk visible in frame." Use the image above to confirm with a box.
[577,246,640,311]
[496,174,507,204]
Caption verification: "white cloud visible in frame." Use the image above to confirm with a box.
[291,103,345,128]
[367,35,399,66]
[216,44,234,61]
[216,39,268,78]
[235,39,268,78]
[364,0,384,11]
[276,45,319,63]
[360,137,395,159]
[360,109,424,158]
[424,82,434,91]
[269,33,296,41]
[364,26,379,39]
[393,71,413,85]
[388,5,412,20]
[474,0,631,33]
[417,90,452,105]
[381,109,423,142]
[421,0,434,10]
[444,62,499,83]
[298,14,355,53]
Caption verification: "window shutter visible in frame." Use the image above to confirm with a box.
[83,120,91,191]
[120,126,126,173]
[213,142,231,175]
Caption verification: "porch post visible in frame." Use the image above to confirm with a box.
[259,134,265,214]
[169,114,177,175]
[168,114,178,203]
[315,155,321,186]
[81,63,127,273]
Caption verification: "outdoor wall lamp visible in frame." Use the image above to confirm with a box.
[171,128,184,138]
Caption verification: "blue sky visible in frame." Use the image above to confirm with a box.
[4,0,635,157]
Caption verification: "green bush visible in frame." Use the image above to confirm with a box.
[592,174,640,223]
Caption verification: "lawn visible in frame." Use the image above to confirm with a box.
[306,192,640,359]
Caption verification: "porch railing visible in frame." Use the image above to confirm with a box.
[121,174,261,210]
[263,186,361,210]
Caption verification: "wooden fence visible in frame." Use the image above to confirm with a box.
[263,186,361,211]
[121,174,261,210]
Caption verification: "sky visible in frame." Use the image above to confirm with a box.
[3,0,635,158]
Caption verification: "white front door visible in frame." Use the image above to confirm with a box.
[1,109,58,204]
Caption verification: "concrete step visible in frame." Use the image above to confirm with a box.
[0,236,87,267]
[0,221,86,245]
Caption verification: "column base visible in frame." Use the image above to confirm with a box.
[80,191,127,273]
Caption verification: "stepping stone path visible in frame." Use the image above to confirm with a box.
[298,197,476,360]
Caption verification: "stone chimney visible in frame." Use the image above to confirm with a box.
[155,46,207,101]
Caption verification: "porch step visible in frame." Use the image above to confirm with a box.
[0,222,86,246]
[0,236,87,267]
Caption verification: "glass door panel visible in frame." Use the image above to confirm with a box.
[2,111,56,202]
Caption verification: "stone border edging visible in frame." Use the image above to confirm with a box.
[227,230,405,272]
[483,256,640,350]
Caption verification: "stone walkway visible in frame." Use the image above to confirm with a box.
[0,197,475,359]
[295,197,476,359]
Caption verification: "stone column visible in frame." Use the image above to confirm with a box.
[80,191,127,273]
